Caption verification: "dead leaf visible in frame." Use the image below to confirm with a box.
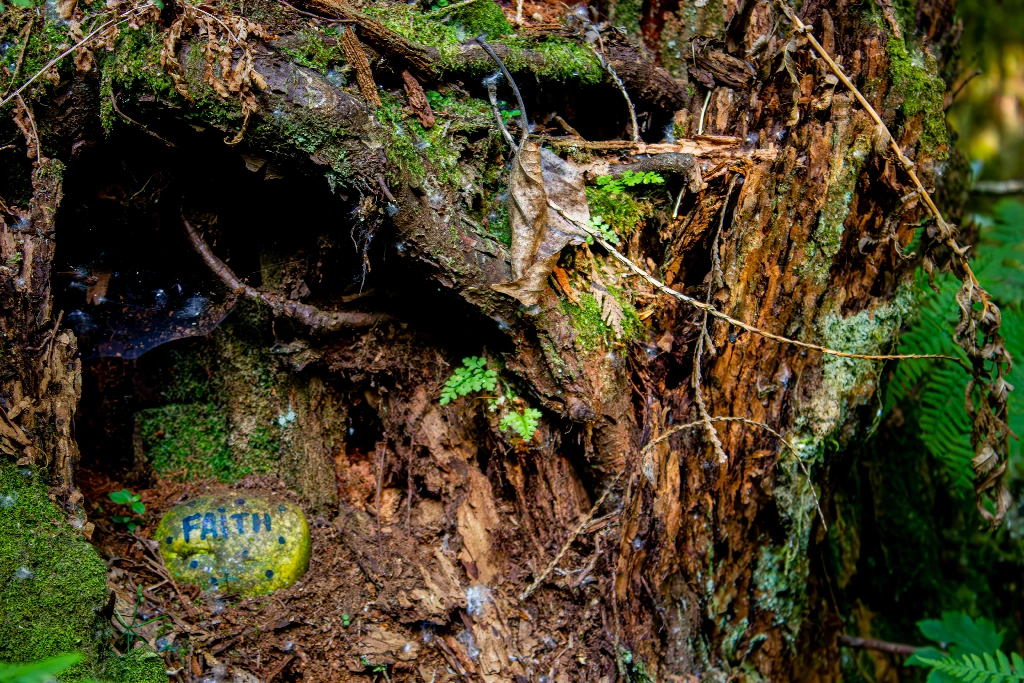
[491,144,588,306]
[551,265,580,305]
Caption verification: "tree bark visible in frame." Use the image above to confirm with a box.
[0,0,964,679]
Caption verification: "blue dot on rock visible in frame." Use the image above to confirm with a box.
[265,570,274,578]
[209,578,218,585]
[165,537,173,545]
[278,536,285,544]
[190,560,198,569]
[218,507,226,513]
[242,549,249,557]
[278,505,286,512]
[236,498,245,506]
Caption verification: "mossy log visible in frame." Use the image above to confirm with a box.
[0,0,967,679]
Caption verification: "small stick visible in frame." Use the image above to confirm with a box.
[547,201,962,364]
[109,92,177,147]
[485,79,515,148]
[698,90,712,136]
[183,217,388,330]
[1,17,34,99]
[592,47,640,143]
[838,634,920,657]
[519,470,624,601]
[475,36,530,145]
[972,179,1024,195]
[16,95,41,165]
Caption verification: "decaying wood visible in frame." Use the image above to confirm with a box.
[339,27,382,107]
[0,0,974,680]
[401,69,435,128]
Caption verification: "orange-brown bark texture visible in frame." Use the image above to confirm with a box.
[0,0,964,679]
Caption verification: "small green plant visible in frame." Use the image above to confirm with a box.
[114,586,167,651]
[439,357,498,405]
[342,613,351,627]
[594,170,665,196]
[108,489,146,532]
[585,215,620,245]
[500,107,522,125]
[0,654,82,683]
[907,611,1010,682]
[499,407,542,441]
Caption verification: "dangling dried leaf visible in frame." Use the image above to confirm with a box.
[491,144,588,306]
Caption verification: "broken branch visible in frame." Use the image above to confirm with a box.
[182,217,389,332]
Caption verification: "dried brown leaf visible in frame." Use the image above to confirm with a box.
[492,144,588,306]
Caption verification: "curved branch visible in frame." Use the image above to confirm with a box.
[182,217,390,332]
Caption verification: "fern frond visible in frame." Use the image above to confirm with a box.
[918,651,1024,683]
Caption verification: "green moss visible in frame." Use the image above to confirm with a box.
[376,90,490,187]
[562,288,643,352]
[799,134,870,284]
[886,36,949,157]
[585,186,654,238]
[138,403,242,481]
[279,26,347,75]
[367,4,600,82]
[447,0,512,39]
[516,37,603,84]
[98,24,176,133]
[105,648,168,683]
[0,462,166,683]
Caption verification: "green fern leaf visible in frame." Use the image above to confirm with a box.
[916,652,1024,683]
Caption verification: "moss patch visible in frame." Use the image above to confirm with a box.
[0,463,107,681]
[0,462,166,682]
[886,36,949,157]
[99,24,176,133]
[446,0,512,39]
[585,186,654,239]
[562,288,642,352]
[138,403,247,482]
[279,26,348,76]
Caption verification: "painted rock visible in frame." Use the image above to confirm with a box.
[154,494,310,595]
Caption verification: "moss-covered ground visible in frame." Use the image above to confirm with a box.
[0,462,166,682]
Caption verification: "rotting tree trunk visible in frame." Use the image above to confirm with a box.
[0,0,966,679]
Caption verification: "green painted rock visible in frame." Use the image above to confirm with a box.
[155,494,310,595]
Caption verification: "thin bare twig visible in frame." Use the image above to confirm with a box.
[838,635,920,657]
[1,18,34,99]
[16,95,41,165]
[698,90,712,136]
[641,416,826,529]
[691,175,738,464]
[972,179,1024,195]
[182,217,388,330]
[519,470,624,601]
[110,92,176,147]
[475,36,529,146]
[547,201,961,364]
[592,47,639,143]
